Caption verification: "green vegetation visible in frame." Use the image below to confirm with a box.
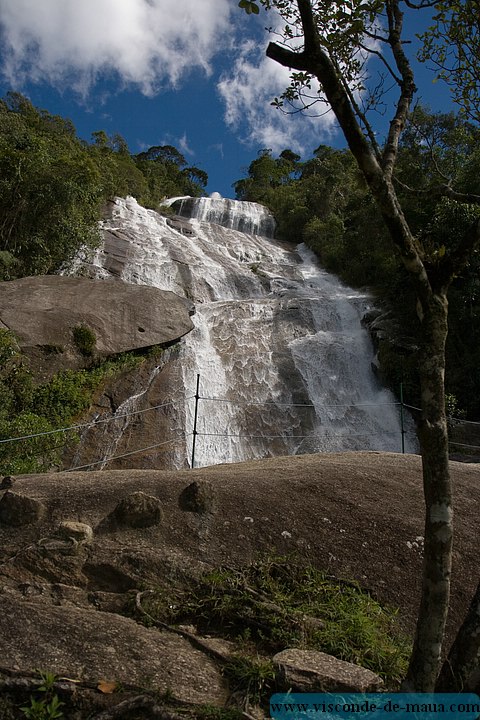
[137,557,410,688]
[0,93,101,279]
[0,91,208,281]
[72,324,96,356]
[20,671,64,720]
[0,91,192,474]
[0,328,152,475]
[223,656,275,705]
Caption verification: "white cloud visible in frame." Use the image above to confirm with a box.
[209,142,224,159]
[178,132,195,157]
[217,39,337,155]
[0,0,232,95]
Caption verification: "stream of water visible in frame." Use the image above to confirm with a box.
[79,195,416,468]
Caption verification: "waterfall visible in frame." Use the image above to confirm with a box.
[78,195,416,468]
[167,196,276,238]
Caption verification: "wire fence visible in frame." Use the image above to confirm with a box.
[1,376,479,474]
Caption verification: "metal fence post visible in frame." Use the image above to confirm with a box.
[191,374,200,469]
[400,382,405,454]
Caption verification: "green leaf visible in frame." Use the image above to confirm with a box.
[238,0,259,13]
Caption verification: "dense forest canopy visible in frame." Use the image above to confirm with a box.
[0,91,208,280]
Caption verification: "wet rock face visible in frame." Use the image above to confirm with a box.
[0,491,46,527]
[171,196,277,238]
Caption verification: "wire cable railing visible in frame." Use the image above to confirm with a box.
[1,374,479,474]
[195,430,401,440]
[0,398,185,445]
[66,435,186,472]
[199,395,403,409]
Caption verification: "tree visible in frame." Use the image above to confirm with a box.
[418,0,480,124]
[234,148,298,201]
[0,93,102,277]
[240,0,480,691]
[134,145,208,202]
[0,93,209,276]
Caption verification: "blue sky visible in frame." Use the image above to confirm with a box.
[0,0,453,199]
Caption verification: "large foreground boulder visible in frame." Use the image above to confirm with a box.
[0,594,228,706]
[1,452,479,639]
[273,648,384,692]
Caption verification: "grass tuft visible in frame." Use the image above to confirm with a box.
[138,556,411,688]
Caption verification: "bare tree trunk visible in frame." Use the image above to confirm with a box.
[264,0,464,691]
[402,292,453,691]
[436,578,480,691]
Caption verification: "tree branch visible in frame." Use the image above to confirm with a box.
[382,0,417,180]
[358,42,403,85]
[340,72,382,161]
[297,0,321,54]
[266,42,311,73]
[404,0,438,7]
[363,28,390,43]
[442,186,480,205]
[266,40,381,181]
[394,177,480,205]
[267,2,430,305]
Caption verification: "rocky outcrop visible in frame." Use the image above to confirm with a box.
[1,452,480,634]
[0,452,479,714]
[103,491,163,529]
[273,648,383,692]
[178,480,215,514]
[362,306,417,380]
[0,594,228,706]
[0,274,194,378]
[0,491,46,527]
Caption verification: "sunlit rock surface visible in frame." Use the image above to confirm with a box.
[0,275,193,356]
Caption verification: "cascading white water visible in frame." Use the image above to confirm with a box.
[79,195,416,468]
[289,244,408,450]
[170,196,276,238]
